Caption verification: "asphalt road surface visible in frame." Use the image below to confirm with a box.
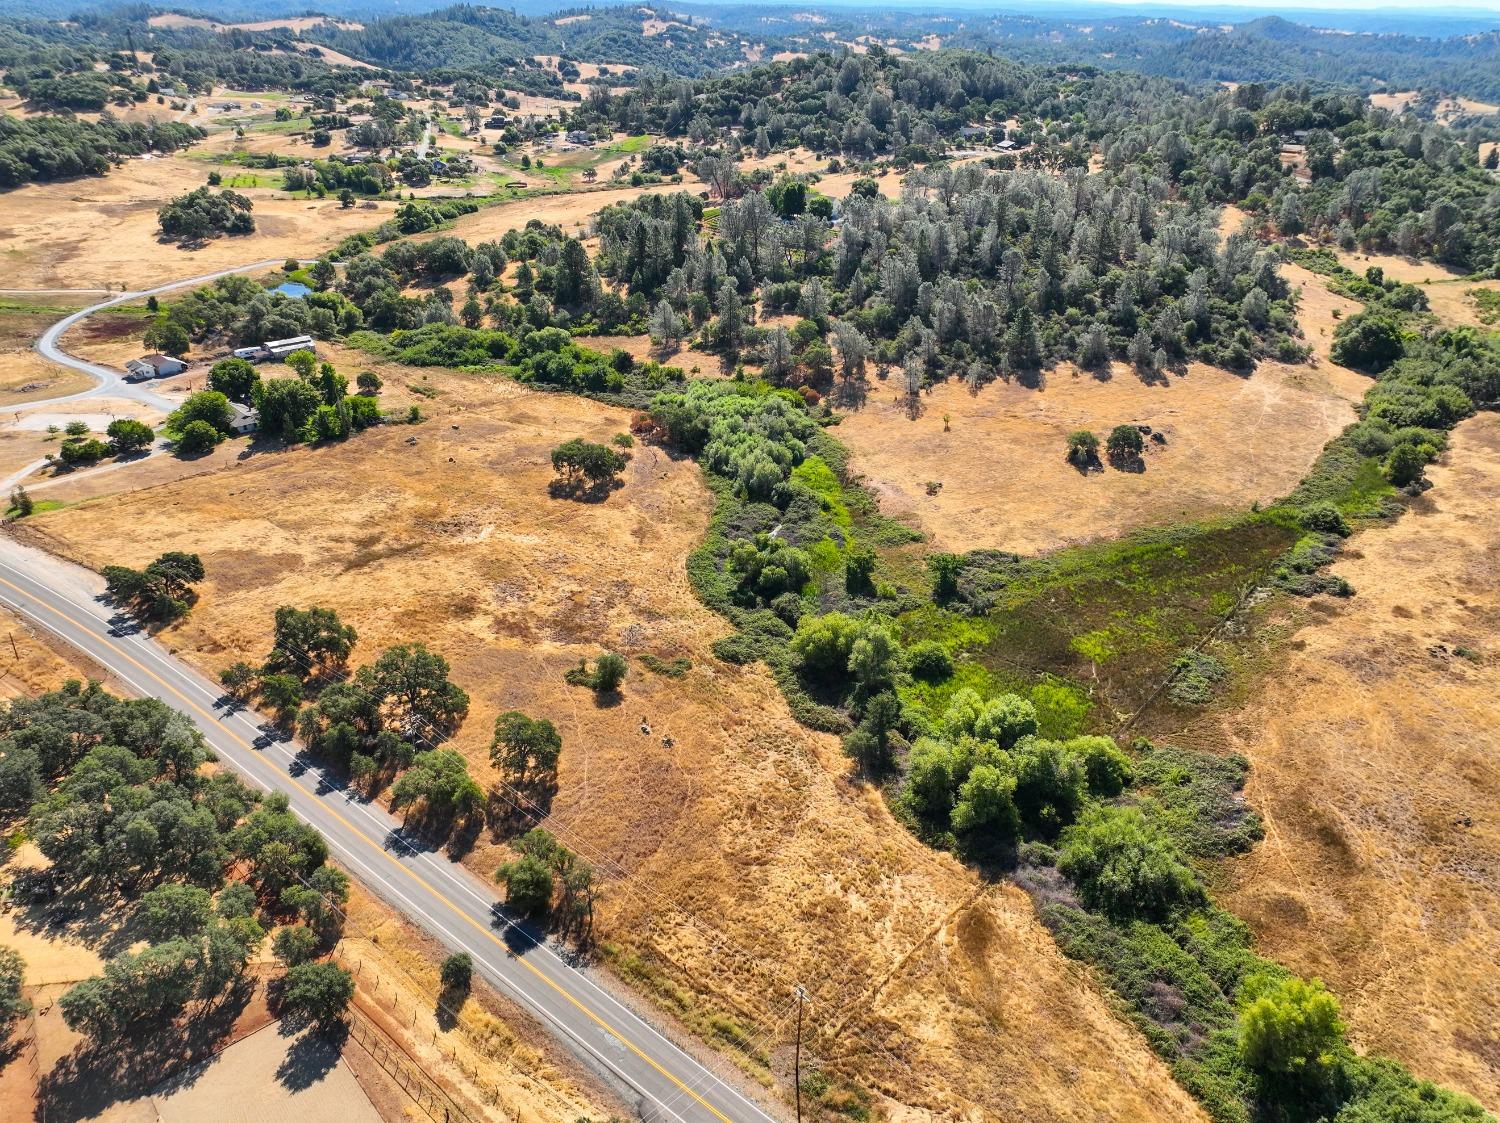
[31,260,287,412]
[0,536,782,1123]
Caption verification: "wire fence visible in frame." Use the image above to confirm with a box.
[343,1003,486,1123]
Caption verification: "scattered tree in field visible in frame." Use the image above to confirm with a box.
[258,673,304,723]
[1066,429,1100,468]
[491,711,562,784]
[592,652,628,692]
[566,652,627,694]
[8,486,34,517]
[1106,424,1146,467]
[57,435,111,466]
[495,852,553,915]
[158,187,254,242]
[355,643,470,738]
[101,551,204,621]
[265,605,358,679]
[440,952,473,998]
[391,749,483,825]
[550,438,627,492]
[494,828,595,936]
[219,661,258,700]
[356,370,383,395]
[281,961,354,1029]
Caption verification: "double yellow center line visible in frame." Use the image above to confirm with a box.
[0,571,738,1123]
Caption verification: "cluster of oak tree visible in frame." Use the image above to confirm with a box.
[1,684,357,1044]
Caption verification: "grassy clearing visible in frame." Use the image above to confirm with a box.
[5,500,65,518]
[245,117,310,137]
[898,512,1302,728]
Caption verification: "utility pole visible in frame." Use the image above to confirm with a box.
[793,983,808,1123]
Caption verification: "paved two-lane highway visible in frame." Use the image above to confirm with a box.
[0,536,781,1123]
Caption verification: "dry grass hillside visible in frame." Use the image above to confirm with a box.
[0,156,386,290]
[836,359,1356,554]
[20,371,1207,1121]
[1212,413,1500,1110]
[0,296,96,407]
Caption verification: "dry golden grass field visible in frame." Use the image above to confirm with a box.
[832,208,1371,556]
[1209,413,1500,1111]
[835,358,1357,555]
[20,369,1206,1121]
[0,155,387,290]
[0,296,97,407]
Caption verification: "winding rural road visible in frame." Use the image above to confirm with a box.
[30,260,286,412]
[1,262,286,495]
[0,536,782,1123]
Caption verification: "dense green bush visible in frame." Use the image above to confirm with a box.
[1059,805,1206,921]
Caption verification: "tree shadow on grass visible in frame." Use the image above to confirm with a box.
[547,476,623,503]
[7,881,140,960]
[445,812,483,860]
[486,772,557,837]
[588,687,623,709]
[830,375,869,410]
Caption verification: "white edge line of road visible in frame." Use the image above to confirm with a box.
[0,549,783,1123]
[0,562,693,1122]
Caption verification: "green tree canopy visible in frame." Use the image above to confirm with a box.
[1058,805,1205,920]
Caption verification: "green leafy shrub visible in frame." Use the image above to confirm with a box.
[1058,805,1206,921]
